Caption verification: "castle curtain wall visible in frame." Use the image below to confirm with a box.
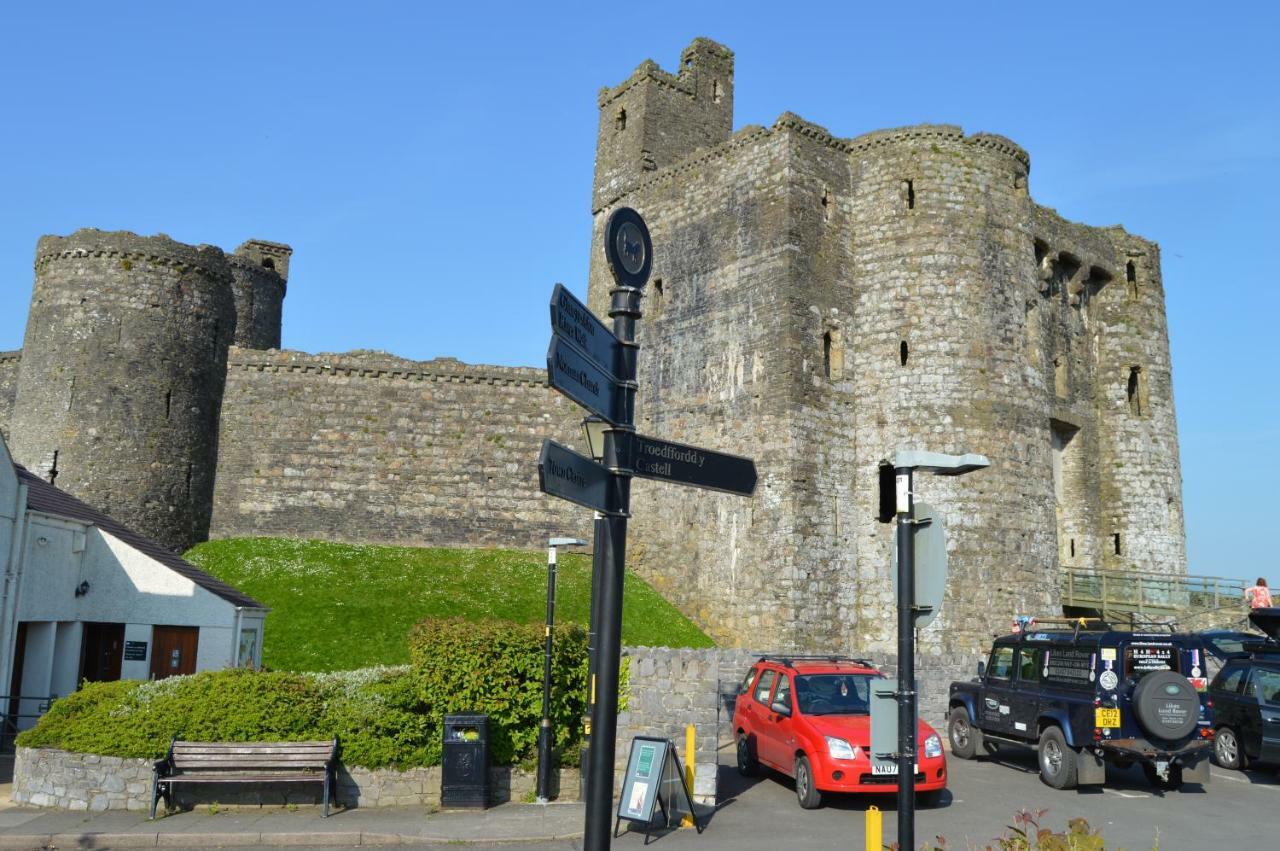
[0,351,19,442]
[208,349,591,549]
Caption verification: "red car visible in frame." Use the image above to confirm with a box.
[732,656,947,808]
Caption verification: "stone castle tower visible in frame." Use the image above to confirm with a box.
[7,230,289,552]
[586,39,1184,658]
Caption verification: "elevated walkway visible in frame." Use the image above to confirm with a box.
[1061,567,1247,625]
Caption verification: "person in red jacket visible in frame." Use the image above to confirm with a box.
[1246,577,1273,609]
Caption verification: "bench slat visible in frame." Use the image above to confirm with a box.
[166,772,325,778]
[174,744,333,754]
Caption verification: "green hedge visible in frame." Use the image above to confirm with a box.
[409,617,592,766]
[17,618,623,770]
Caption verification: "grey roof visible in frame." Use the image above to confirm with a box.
[15,467,265,610]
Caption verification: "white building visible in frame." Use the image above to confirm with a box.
[0,434,266,732]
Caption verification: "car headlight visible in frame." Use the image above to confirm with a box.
[923,734,943,759]
[825,736,857,760]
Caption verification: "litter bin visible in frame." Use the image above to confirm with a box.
[442,713,489,808]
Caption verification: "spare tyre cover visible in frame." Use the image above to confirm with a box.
[1132,670,1200,741]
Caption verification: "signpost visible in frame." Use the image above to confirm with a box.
[537,207,757,850]
[879,450,989,851]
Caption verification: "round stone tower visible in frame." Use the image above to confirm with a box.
[227,239,291,349]
[843,127,1055,652]
[9,229,236,552]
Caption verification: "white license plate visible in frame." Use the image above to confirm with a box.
[872,763,918,775]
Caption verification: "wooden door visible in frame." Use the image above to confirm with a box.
[149,626,199,680]
[81,622,125,682]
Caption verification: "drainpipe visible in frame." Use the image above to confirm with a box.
[0,481,31,698]
[232,606,243,668]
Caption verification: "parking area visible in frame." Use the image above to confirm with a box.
[598,743,1280,850]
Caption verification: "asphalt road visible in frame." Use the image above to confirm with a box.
[457,743,1280,851]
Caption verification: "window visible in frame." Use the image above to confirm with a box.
[713,79,723,103]
[794,674,874,715]
[1215,664,1248,694]
[741,667,759,696]
[1124,643,1179,678]
[823,328,843,380]
[1127,366,1148,416]
[237,628,259,668]
[1017,648,1041,683]
[774,674,792,710]
[900,340,909,366]
[1113,533,1122,555]
[754,669,777,704]
[903,179,915,210]
[1252,668,1280,705]
[616,108,627,131]
[988,646,1015,680]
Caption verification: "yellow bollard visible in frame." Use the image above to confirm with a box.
[866,805,882,850]
[682,723,696,827]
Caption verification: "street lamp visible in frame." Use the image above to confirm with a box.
[886,450,989,851]
[538,536,587,804]
[578,415,608,800]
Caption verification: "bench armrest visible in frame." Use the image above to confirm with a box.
[153,758,172,776]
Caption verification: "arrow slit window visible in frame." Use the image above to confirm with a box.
[823,328,843,380]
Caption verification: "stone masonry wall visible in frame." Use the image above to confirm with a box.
[0,350,18,442]
[210,348,591,548]
[12,746,581,811]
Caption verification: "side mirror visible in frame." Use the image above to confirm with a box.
[771,700,791,717]
[977,660,986,678]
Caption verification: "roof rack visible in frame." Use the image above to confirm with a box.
[757,655,878,670]
[1016,617,1111,641]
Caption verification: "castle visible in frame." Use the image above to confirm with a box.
[0,39,1184,669]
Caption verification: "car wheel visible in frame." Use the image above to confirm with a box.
[948,707,979,760]
[1142,762,1185,791]
[736,733,758,777]
[1214,727,1247,770]
[1037,726,1078,790]
[916,789,943,808]
[794,754,822,809]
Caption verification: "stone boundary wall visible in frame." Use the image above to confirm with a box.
[13,747,580,812]
[210,348,590,549]
[0,349,21,442]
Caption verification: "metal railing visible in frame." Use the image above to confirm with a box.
[0,694,56,753]
[1061,568,1247,616]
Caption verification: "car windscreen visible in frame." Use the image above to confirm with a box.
[1124,642,1181,678]
[794,674,877,715]
[1204,636,1247,659]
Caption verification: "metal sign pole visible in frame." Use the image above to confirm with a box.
[582,511,605,797]
[894,465,916,851]
[536,543,558,802]
[583,210,648,851]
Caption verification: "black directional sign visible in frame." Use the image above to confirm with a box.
[547,335,627,424]
[537,439,611,514]
[549,284,620,377]
[630,433,758,496]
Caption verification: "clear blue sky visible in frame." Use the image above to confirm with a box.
[1,2,1276,583]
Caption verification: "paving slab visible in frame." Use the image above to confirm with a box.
[0,802,586,848]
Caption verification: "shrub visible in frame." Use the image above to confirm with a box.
[16,619,625,771]
[409,617,596,766]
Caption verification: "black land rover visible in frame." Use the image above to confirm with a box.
[948,619,1213,790]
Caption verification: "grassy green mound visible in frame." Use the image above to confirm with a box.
[185,538,713,671]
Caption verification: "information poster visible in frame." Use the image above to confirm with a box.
[618,737,668,822]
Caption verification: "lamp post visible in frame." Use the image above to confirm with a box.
[538,536,587,803]
[579,416,608,798]
[887,450,989,851]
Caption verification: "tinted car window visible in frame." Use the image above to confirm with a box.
[1254,668,1280,706]
[1124,643,1179,678]
[1214,663,1248,693]
[989,646,1015,680]
[794,674,875,715]
[1018,648,1041,682]
[754,670,776,704]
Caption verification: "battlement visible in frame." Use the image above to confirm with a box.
[235,239,293,282]
[34,229,233,283]
[227,347,549,388]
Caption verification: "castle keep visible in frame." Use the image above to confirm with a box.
[0,39,1184,665]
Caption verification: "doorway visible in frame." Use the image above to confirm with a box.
[149,626,199,680]
[81,623,125,683]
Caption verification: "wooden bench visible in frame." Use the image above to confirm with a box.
[151,737,339,818]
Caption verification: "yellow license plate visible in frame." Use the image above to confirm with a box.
[1095,708,1121,728]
